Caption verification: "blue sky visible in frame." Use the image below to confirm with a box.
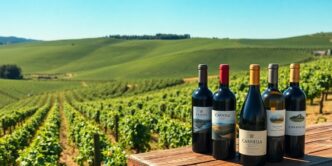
[1,0,331,40]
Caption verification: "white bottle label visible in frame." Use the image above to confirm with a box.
[286,111,306,136]
[239,129,267,156]
[212,110,235,140]
[267,109,285,137]
[193,106,212,133]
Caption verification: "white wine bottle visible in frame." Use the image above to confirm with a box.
[262,64,285,162]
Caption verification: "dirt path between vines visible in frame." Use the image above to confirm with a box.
[59,94,79,166]
[183,75,218,83]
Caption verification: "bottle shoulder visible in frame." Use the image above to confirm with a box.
[213,88,236,101]
[240,90,266,130]
[241,88,266,111]
[262,88,285,101]
[192,87,213,99]
[262,88,285,109]
[283,86,306,100]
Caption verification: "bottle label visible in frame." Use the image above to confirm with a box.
[212,110,235,140]
[267,109,285,136]
[239,129,267,156]
[193,106,212,133]
[286,111,306,136]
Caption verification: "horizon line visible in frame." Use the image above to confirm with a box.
[1,31,331,42]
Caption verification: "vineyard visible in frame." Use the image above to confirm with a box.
[0,57,332,165]
[0,79,82,107]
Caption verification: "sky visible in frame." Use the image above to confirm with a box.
[0,0,331,40]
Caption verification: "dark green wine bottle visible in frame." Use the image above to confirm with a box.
[192,64,213,154]
[212,64,236,160]
[284,63,306,158]
[239,64,267,166]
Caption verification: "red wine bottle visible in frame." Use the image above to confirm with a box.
[212,64,236,160]
[192,64,213,153]
[262,64,285,162]
[239,64,267,166]
[283,63,306,158]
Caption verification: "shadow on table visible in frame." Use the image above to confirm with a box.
[224,153,332,166]
[266,154,332,166]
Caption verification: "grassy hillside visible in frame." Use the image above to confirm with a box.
[0,33,331,80]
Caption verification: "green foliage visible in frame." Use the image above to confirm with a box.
[108,33,191,40]
[102,145,127,166]
[0,97,52,165]
[0,94,48,135]
[71,78,184,101]
[301,60,332,103]
[0,107,38,134]
[17,102,61,166]
[0,64,23,79]
[119,114,151,152]
[0,79,81,107]
[156,116,191,148]
[64,103,126,165]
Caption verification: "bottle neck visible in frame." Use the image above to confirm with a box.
[290,67,300,83]
[268,83,278,90]
[290,82,300,87]
[249,65,260,92]
[249,68,260,86]
[268,67,278,90]
[249,84,260,91]
[219,83,229,89]
[198,69,208,88]
[199,82,208,88]
[219,65,229,85]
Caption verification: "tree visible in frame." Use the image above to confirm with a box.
[0,64,23,79]
[108,33,191,40]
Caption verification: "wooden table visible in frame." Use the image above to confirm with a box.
[128,122,332,166]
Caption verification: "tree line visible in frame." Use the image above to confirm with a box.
[0,64,23,79]
[108,33,191,40]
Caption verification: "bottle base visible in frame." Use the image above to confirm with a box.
[212,153,235,160]
[192,146,211,154]
[240,154,266,166]
[267,157,283,163]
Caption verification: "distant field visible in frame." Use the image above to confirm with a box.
[0,79,82,107]
[0,33,331,80]
[0,33,331,106]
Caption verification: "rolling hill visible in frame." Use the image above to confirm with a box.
[0,36,37,45]
[0,33,331,80]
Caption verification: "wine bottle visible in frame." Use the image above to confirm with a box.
[192,64,213,154]
[283,63,306,158]
[262,64,285,162]
[212,64,236,160]
[239,64,267,166]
